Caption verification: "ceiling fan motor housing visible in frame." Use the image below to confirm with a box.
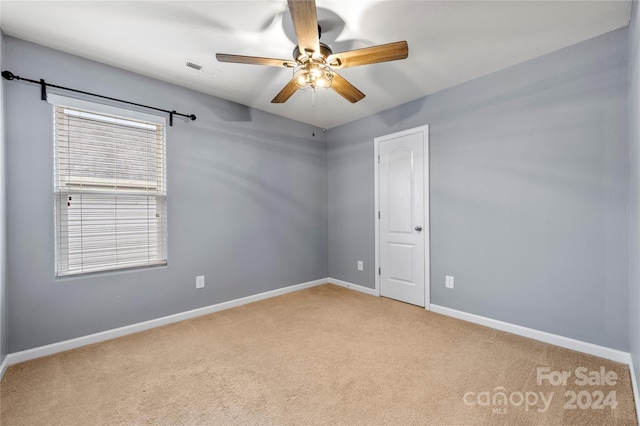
[293,42,333,62]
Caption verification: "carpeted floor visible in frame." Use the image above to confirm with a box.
[0,284,637,425]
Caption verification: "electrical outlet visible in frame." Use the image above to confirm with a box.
[445,275,454,289]
[196,275,205,289]
[357,261,363,271]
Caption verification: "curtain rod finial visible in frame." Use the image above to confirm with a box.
[2,71,16,81]
[189,114,196,121]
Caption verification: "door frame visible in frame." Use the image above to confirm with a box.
[374,124,430,310]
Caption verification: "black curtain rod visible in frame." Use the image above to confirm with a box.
[1,70,196,126]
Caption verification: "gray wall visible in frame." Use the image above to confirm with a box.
[5,37,328,352]
[0,30,7,364]
[328,28,629,350]
[2,24,633,355]
[629,0,640,390]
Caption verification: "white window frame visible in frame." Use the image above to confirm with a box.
[50,94,168,277]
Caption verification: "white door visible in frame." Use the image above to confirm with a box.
[376,126,428,307]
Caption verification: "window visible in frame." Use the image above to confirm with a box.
[52,94,167,276]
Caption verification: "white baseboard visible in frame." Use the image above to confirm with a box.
[0,354,8,381]
[2,278,327,370]
[629,356,640,426]
[430,304,630,364]
[328,277,379,297]
[328,281,631,364]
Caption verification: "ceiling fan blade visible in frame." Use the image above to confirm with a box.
[327,41,409,69]
[331,72,365,103]
[271,79,299,103]
[216,53,296,68]
[288,0,320,56]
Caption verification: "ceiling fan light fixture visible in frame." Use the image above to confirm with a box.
[293,61,333,91]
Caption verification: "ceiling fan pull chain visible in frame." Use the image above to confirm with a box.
[312,89,317,134]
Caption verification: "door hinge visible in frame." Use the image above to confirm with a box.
[378,211,380,219]
[378,267,381,275]
[378,155,380,163]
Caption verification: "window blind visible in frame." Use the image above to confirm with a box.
[54,102,167,276]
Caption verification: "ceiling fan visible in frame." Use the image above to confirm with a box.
[216,0,409,104]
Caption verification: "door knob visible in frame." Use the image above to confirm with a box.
[415,226,422,232]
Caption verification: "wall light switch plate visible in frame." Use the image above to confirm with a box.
[196,275,205,289]
[357,261,363,271]
[445,275,454,289]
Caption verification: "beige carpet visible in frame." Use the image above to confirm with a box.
[0,284,637,425]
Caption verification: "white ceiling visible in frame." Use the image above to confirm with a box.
[0,1,632,129]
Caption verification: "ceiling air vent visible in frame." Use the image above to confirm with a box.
[186,61,203,71]
[185,59,221,78]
